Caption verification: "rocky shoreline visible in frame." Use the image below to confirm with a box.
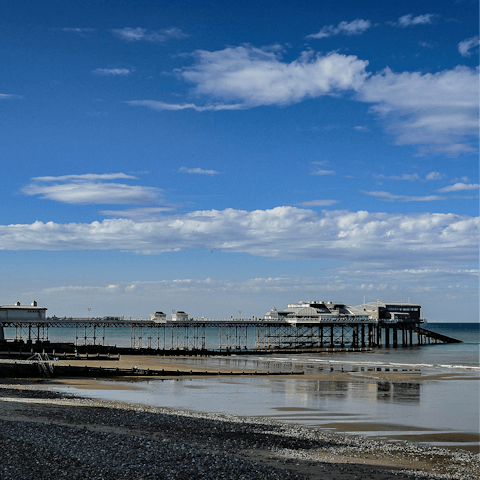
[0,384,478,480]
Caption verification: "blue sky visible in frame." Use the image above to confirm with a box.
[0,0,478,321]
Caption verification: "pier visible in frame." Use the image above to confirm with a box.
[0,316,461,353]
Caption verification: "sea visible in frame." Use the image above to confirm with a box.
[15,323,480,452]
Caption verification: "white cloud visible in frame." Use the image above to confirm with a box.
[93,68,131,76]
[458,36,479,57]
[32,173,137,182]
[307,19,372,39]
[128,43,477,155]
[397,14,435,27]
[363,191,445,202]
[59,28,94,34]
[424,171,444,181]
[419,41,434,49]
[21,173,162,205]
[22,183,162,205]
[436,182,479,193]
[112,27,188,43]
[354,125,369,131]
[0,208,477,271]
[126,100,245,112]
[178,167,219,175]
[375,173,421,181]
[127,47,369,112]
[180,46,369,107]
[358,66,479,154]
[374,172,444,182]
[0,94,22,99]
[293,200,339,207]
[311,169,335,176]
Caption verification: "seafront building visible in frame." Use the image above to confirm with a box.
[0,300,47,321]
[264,300,421,323]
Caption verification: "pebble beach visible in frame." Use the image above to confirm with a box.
[0,383,478,480]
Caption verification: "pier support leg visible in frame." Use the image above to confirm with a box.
[385,326,389,348]
[393,327,398,348]
[330,325,334,348]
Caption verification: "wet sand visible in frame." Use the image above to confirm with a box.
[53,354,470,382]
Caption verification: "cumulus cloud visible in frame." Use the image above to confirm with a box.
[112,27,188,42]
[0,208,477,270]
[397,14,435,27]
[458,36,479,57]
[436,182,479,193]
[362,191,445,202]
[21,173,163,205]
[178,167,219,175]
[92,68,131,76]
[306,19,372,39]
[180,46,369,107]
[358,66,479,154]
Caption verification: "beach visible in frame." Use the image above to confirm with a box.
[1,349,479,480]
[0,382,479,480]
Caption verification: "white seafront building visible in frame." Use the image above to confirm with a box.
[264,300,421,323]
[0,300,48,341]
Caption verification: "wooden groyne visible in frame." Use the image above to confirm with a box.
[0,357,303,379]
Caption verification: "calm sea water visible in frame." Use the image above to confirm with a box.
[45,323,479,451]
